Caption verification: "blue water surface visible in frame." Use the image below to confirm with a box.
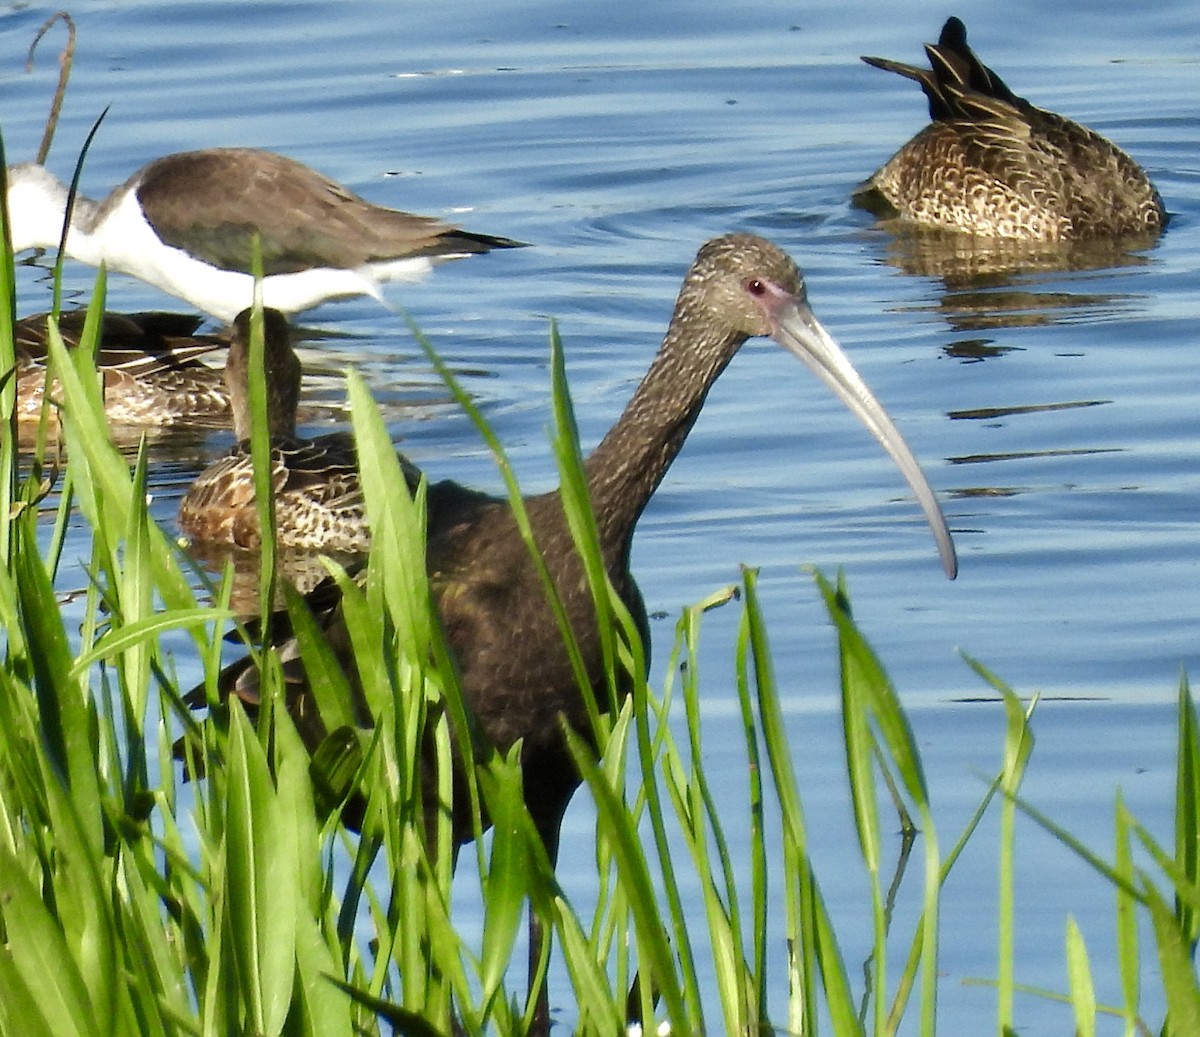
[3,1,1196,1032]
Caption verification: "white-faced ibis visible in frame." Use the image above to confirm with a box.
[6,148,525,321]
[854,17,1166,240]
[198,233,957,1028]
[177,307,420,553]
[13,309,230,427]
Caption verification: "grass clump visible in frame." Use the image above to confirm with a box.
[0,169,1196,1036]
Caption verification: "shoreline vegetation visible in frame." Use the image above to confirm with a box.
[1,160,1197,1037]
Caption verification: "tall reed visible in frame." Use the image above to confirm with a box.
[0,168,1194,1033]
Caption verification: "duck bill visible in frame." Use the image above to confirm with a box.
[773,299,958,580]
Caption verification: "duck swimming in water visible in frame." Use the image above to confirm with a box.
[178,307,419,553]
[12,309,230,427]
[854,17,1166,241]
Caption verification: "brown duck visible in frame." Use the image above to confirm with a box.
[12,309,230,427]
[855,17,1167,240]
[178,307,419,553]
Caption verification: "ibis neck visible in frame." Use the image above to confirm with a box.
[584,308,746,551]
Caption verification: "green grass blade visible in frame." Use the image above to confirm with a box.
[740,567,815,1034]
[44,291,198,618]
[237,290,282,634]
[280,575,359,736]
[1143,878,1200,1036]
[747,568,862,1036]
[563,723,690,1032]
[67,608,233,680]
[1174,674,1199,944]
[669,590,759,1032]
[1014,790,1144,903]
[1114,792,1140,1036]
[814,573,928,805]
[13,516,103,854]
[0,132,16,567]
[223,701,297,1034]
[346,365,487,864]
[0,847,99,1037]
[828,570,888,1036]
[1065,915,1096,1037]
[325,977,450,1037]
[276,719,355,1037]
[555,900,624,1036]
[993,673,1036,1033]
[730,586,770,1026]
[546,320,626,727]
[477,747,532,1006]
[0,947,61,1037]
[815,570,943,1037]
[409,318,601,746]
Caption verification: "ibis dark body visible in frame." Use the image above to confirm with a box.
[209,230,957,853]
[855,16,1167,240]
[202,234,956,1026]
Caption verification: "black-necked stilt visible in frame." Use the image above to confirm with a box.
[7,147,525,320]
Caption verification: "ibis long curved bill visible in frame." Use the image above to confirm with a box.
[181,233,953,1037]
[770,293,958,580]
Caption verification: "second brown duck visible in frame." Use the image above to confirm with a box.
[13,309,230,427]
[178,308,419,553]
[855,17,1167,240]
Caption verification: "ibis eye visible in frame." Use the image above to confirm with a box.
[746,278,766,296]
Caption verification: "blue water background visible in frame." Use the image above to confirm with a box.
[3,1,1197,1031]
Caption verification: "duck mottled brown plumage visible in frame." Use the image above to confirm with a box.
[854,16,1167,241]
[177,307,419,553]
[12,309,230,427]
